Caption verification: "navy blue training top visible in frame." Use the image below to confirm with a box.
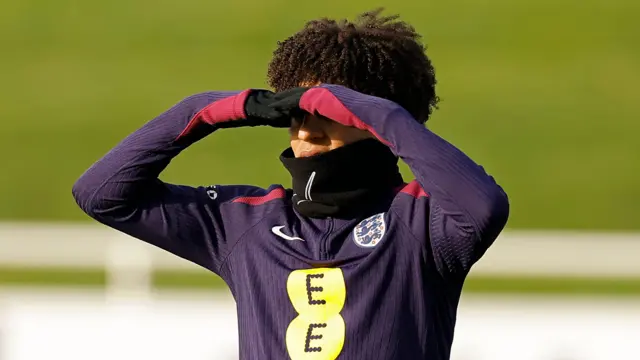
[73,84,510,360]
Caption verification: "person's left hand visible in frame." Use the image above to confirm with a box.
[266,87,311,122]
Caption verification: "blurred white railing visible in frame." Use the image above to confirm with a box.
[1,222,640,292]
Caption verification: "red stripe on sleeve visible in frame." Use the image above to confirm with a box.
[232,187,286,205]
[399,180,429,199]
[299,88,392,147]
[176,90,250,140]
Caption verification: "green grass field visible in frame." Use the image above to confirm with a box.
[1,0,639,229]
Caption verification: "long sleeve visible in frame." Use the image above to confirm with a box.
[72,91,253,275]
[299,85,510,278]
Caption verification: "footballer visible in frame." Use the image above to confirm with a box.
[73,9,509,360]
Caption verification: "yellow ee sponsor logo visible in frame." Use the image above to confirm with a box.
[285,268,346,360]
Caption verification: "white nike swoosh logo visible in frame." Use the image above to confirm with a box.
[271,226,305,241]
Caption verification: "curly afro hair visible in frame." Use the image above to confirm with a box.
[267,8,439,124]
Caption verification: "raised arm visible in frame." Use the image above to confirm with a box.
[297,84,510,278]
[72,90,270,275]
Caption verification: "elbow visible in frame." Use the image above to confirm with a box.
[478,186,510,238]
[71,174,100,218]
[72,172,141,222]
[72,172,118,219]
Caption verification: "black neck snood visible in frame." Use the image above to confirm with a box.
[280,139,404,219]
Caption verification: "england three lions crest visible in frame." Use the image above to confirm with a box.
[353,213,387,248]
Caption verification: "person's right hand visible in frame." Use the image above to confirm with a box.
[189,89,306,131]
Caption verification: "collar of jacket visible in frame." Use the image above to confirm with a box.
[279,138,404,219]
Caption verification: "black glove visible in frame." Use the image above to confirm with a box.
[266,87,310,118]
[214,88,310,129]
[208,89,290,129]
[242,90,292,128]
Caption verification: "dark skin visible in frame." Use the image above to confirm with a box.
[289,112,374,158]
[288,81,373,158]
